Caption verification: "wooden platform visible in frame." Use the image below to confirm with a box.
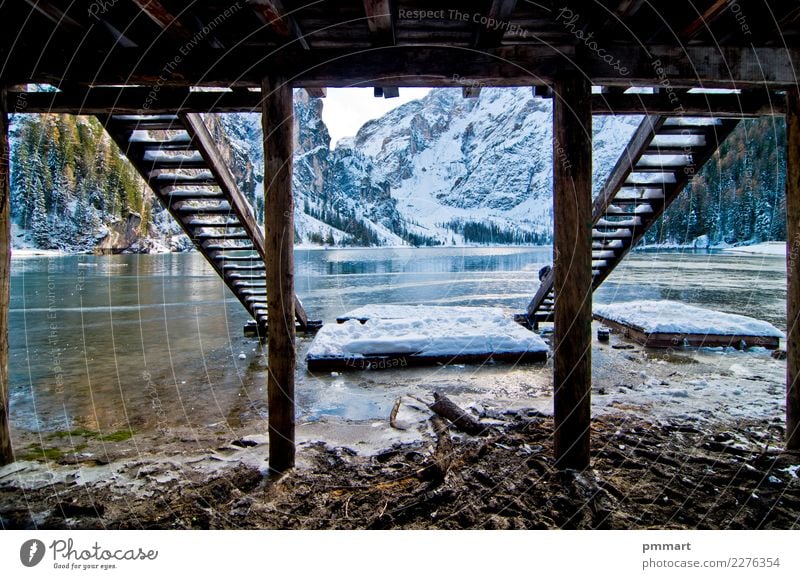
[593,301,784,350]
[307,306,549,371]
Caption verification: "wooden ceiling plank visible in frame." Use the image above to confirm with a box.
[23,0,81,29]
[250,0,310,50]
[363,0,395,45]
[680,0,730,41]
[305,87,327,98]
[129,0,191,38]
[473,0,518,48]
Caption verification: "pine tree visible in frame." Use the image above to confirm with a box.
[31,187,49,248]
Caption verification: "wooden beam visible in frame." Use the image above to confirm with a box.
[679,0,729,41]
[363,0,394,45]
[129,0,192,39]
[101,19,139,48]
[262,76,296,473]
[473,0,518,48]
[532,85,554,99]
[6,44,800,89]
[250,0,310,51]
[10,87,785,116]
[463,86,482,98]
[11,88,264,114]
[552,72,592,470]
[362,2,396,104]
[23,0,81,29]
[591,92,784,116]
[304,87,326,98]
[787,87,800,451]
[598,0,646,35]
[0,87,13,465]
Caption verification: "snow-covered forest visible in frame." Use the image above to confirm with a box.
[10,114,149,252]
[647,116,787,247]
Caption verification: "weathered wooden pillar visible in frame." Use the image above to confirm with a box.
[0,87,13,465]
[552,73,592,469]
[262,77,296,473]
[787,88,800,451]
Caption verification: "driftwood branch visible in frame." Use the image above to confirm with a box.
[418,416,454,485]
[429,392,485,435]
[389,397,404,430]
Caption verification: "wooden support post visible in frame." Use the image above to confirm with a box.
[552,73,592,470]
[0,87,12,465]
[787,88,800,450]
[262,77,296,473]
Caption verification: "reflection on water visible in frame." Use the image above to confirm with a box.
[7,247,786,438]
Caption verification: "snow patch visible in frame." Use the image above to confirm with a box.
[308,305,548,360]
[722,242,786,255]
[594,300,784,338]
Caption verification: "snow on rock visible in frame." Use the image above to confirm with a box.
[308,305,548,360]
[594,300,785,338]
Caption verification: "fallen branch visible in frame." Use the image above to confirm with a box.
[429,392,485,435]
[389,397,405,430]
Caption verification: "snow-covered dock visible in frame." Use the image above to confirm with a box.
[307,305,549,371]
[593,300,784,349]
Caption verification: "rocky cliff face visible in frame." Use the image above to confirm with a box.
[213,88,642,246]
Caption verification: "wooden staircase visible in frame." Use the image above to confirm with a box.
[100,113,318,333]
[526,115,741,326]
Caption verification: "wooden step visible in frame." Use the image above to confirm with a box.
[614,188,665,200]
[175,205,233,215]
[655,127,710,135]
[145,157,208,170]
[241,291,268,298]
[636,154,692,167]
[592,240,626,249]
[153,172,216,186]
[629,165,681,173]
[644,146,698,155]
[213,253,261,261]
[204,243,256,251]
[227,273,266,280]
[110,115,182,131]
[129,132,194,150]
[160,189,224,200]
[592,231,633,240]
[662,117,722,126]
[650,134,707,147]
[625,173,677,185]
[604,203,654,215]
[194,232,251,240]
[221,263,265,271]
[185,220,244,228]
[596,216,642,227]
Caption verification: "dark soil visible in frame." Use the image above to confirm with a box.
[2,412,799,530]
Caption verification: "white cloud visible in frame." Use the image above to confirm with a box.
[320,87,432,147]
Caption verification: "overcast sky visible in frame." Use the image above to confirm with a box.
[320,87,431,147]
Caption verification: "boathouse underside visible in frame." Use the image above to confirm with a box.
[1,0,799,472]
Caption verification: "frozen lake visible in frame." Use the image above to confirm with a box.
[6,246,787,441]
